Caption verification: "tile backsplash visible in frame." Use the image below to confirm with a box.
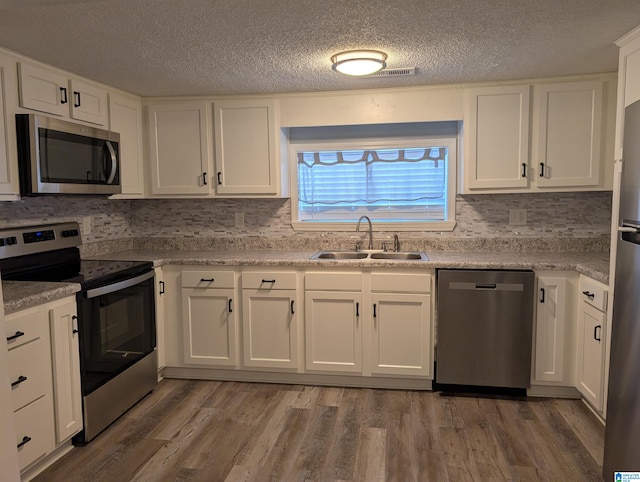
[0,191,612,253]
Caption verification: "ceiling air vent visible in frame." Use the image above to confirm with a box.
[364,67,417,78]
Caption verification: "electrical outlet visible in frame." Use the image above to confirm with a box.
[509,209,527,226]
[234,212,245,229]
[82,216,92,235]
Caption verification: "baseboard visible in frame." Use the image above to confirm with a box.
[21,440,74,482]
[527,384,582,398]
[163,366,433,391]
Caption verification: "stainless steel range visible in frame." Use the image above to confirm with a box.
[0,222,157,443]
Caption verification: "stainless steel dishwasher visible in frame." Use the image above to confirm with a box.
[436,269,535,389]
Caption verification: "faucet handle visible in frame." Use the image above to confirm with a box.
[381,241,392,252]
[354,241,362,251]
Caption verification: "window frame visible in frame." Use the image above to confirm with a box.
[289,136,457,232]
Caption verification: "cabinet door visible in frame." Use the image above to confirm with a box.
[534,277,568,383]
[49,301,82,443]
[213,99,278,195]
[182,288,237,366]
[576,302,606,411]
[109,93,144,196]
[304,291,362,374]
[242,289,298,369]
[148,102,211,195]
[0,57,13,194]
[534,81,603,188]
[18,62,68,117]
[370,293,432,377]
[69,79,108,126]
[464,85,530,190]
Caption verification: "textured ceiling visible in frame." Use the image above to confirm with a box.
[0,0,639,97]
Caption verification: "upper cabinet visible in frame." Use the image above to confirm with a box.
[533,81,602,188]
[109,93,145,197]
[461,76,615,194]
[147,101,212,195]
[0,53,20,199]
[18,62,108,126]
[213,99,279,195]
[463,85,531,190]
[144,98,289,198]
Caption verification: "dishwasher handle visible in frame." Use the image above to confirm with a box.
[448,281,524,292]
[475,283,496,290]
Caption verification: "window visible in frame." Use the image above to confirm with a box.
[290,134,457,232]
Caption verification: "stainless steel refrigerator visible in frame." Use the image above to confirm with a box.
[604,99,640,478]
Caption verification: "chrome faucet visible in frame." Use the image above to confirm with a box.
[356,215,373,250]
[393,233,400,252]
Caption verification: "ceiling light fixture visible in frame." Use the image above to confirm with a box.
[331,50,388,76]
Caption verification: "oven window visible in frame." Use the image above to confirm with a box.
[78,275,155,395]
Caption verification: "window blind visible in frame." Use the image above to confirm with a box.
[297,147,448,222]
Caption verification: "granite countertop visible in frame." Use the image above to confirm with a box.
[2,249,610,314]
[2,281,81,315]
[88,249,610,284]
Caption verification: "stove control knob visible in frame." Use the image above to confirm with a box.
[6,237,17,246]
[0,238,5,247]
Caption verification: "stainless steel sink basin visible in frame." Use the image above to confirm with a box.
[312,251,369,260]
[311,250,428,261]
[369,252,429,260]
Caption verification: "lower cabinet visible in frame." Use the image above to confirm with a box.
[49,300,82,443]
[370,292,431,377]
[305,290,363,374]
[304,270,433,378]
[532,272,577,386]
[241,271,299,370]
[4,296,80,474]
[181,270,238,367]
[576,275,609,412]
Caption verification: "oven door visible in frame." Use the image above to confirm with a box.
[77,270,156,395]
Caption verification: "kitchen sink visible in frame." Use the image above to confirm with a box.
[311,250,429,261]
[312,251,369,260]
[369,252,428,260]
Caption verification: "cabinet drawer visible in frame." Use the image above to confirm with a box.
[242,272,297,290]
[14,395,55,471]
[371,272,431,293]
[5,308,49,350]
[580,277,608,312]
[182,270,235,289]
[8,338,50,411]
[305,272,361,291]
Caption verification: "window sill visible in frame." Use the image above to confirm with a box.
[290,220,457,233]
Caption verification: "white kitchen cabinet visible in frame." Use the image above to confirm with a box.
[109,92,144,197]
[49,300,82,443]
[181,270,238,366]
[241,271,299,370]
[5,302,56,472]
[533,274,577,385]
[18,62,108,125]
[147,101,212,195]
[213,98,282,196]
[369,271,432,377]
[576,276,608,412]
[305,290,363,374]
[463,85,531,190]
[305,270,363,374]
[533,80,603,188]
[461,77,614,194]
[155,266,166,374]
[0,53,19,199]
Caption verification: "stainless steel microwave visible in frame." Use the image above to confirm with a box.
[16,114,121,195]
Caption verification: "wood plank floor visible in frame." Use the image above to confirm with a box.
[34,379,605,481]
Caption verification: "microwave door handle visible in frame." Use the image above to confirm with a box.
[105,141,117,185]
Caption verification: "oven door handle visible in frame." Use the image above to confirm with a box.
[85,270,155,299]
